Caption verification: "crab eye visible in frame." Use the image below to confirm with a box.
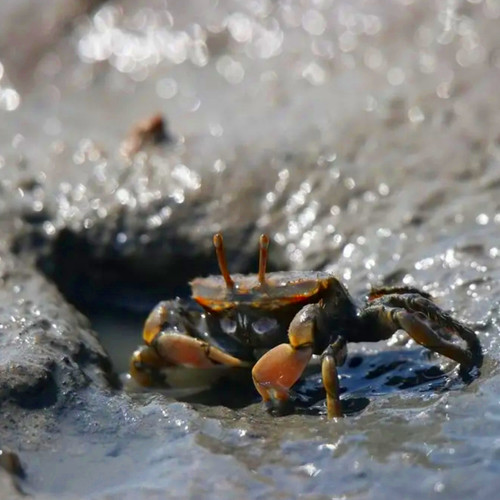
[252,317,278,336]
[220,317,237,335]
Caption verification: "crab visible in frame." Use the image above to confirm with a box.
[130,234,481,418]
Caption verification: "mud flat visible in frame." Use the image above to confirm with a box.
[1,0,500,498]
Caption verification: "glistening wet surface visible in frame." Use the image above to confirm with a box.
[1,0,500,499]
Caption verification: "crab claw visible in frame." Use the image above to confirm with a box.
[252,304,318,414]
[154,333,247,368]
[252,344,313,414]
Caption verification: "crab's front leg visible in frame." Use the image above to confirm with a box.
[321,336,347,419]
[252,305,317,415]
[131,301,248,386]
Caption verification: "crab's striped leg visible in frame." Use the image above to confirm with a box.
[363,293,481,367]
[361,303,478,367]
[252,304,317,415]
[395,310,474,366]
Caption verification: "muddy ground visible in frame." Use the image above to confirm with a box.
[1,1,500,498]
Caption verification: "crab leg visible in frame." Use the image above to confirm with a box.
[252,304,317,415]
[362,304,477,367]
[321,336,347,419]
[213,233,235,289]
[367,286,432,302]
[142,301,170,344]
[365,294,481,365]
[258,234,270,286]
[395,310,474,366]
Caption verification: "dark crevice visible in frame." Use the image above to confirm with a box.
[10,366,59,410]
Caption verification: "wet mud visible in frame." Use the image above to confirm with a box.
[1,0,500,498]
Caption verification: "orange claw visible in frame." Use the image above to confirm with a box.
[252,344,313,409]
[213,233,235,290]
[155,333,247,368]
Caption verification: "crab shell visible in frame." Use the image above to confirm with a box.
[191,271,335,311]
[190,271,344,353]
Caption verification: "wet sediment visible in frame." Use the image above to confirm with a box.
[1,0,500,498]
